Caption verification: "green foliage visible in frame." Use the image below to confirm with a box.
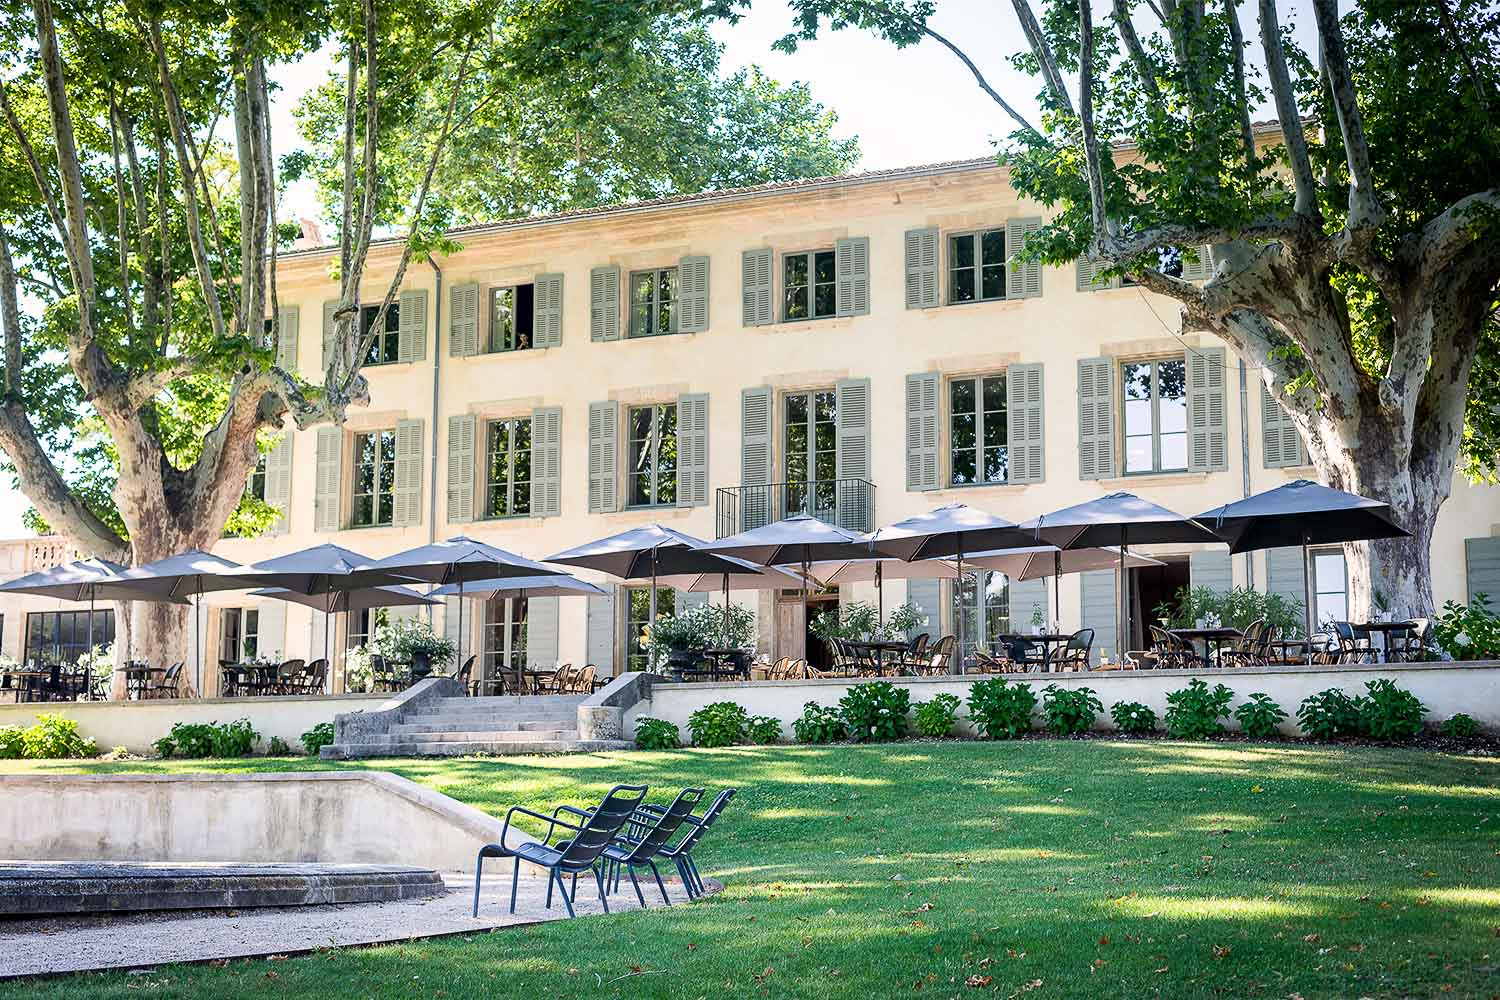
[300,721,336,756]
[837,682,911,742]
[791,701,848,744]
[813,601,925,643]
[1433,594,1500,660]
[16,714,97,759]
[1297,688,1367,740]
[1164,679,1234,740]
[1041,685,1102,736]
[913,692,961,738]
[651,603,757,653]
[372,617,456,670]
[1358,679,1426,742]
[1154,586,1305,637]
[886,602,925,638]
[1110,701,1158,735]
[1442,713,1480,739]
[153,719,259,759]
[1232,693,1288,739]
[965,677,1037,740]
[266,736,292,756]
[687,701,749,747]
[633,716,683,750]
[746,715,784,745]
[0,726,25,759]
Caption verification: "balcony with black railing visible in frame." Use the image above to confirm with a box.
[714,479,875,538]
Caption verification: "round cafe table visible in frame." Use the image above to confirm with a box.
[847,640,911,676]
[1170,627,1245,667]
[994,633,1073,671]
[1352,620,1418,662]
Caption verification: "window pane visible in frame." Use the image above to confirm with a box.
[1123,363,1152,400]
[353,494,374,526]
[785,285,808,320]
[1125,436,1153,473]
[382,331,399,363]
[981,266,1005,300]
[784,254,808,287]
[982,375,1006,413]
[951,412,977,453]
[813,419,836,454]
[950,378,975,415]
[632,272,656,304]
[983,447,1008,483]
[1125,397,1153,437]
[657,298,673,334]
[1158,358,1186,400]
[814,283,836,317]
[980,229,1005,266]
[377,491,393,525]
[950,234,974,269]
[630,406,653,442]
[951,268,976,303]
[1160,431,1187,471]
[814,251,836,284]
[814,391,837,424]
[491,288,515,351]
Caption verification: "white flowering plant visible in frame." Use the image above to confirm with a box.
[1433,594,1500,660]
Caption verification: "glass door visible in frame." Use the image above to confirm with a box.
[482,597,529,693]
[782,390,837,521]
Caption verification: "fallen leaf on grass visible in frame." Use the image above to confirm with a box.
[965,975,993,987]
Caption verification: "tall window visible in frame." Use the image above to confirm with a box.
[485,418,532,518]
[783,390,837,518]
[24,610,114,665]
[220,608,260,662]
[626,586,677,672]
[482,596,529,693]
[783,250,836,321]
[1312,548,1348,625]
[489,284,535,353]
[352,429,397,527]
[952,571,1011,662]
[948,229,1006,303]
[1122,357,1188,474]
[245,452,267,500]
[348,608,386,650]
[629,267,678,338]
[628,404,677,507]
[360,303,400,366]
[949,375,1008,486]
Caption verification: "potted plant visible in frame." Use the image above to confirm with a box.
[1030,605,1046,635]
[648,611,707,672]
[374,617,456,678]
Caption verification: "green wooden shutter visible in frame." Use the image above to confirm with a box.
[525,596,560,669]
[446,414,476,524]
[1010,577,1049,629]
[905,372,939,491]
[393,418,424,527]
[906,578,943,638]
[1266,547,1307,626]
[1466,536,1500,603]
[313,425,342,532]
[256,600,287,660]
[904,227,939,309]
[678,255,710,333]
[835,236,870,317]
[676,393,709,508]
[590,266,620,341]
[1076,257,1113,291]
[1188,346,1228,472]
[449,283,478,357]
[442,595,463,649]
[676,592,709,614]
[1006,362,1045,484]
[586,588,616,674]
[741,248,773,326]
[1180,244,1214,281]
[1006,217,1043,298]
[265,434,293,537]
[533,273,563,348]
[1190,549,1233,597]
[1261,384,1306,468]
[1079,569,1117,664]
[587,401,619,513]
[740,386,773,529]
[1077,357,1115,479]
[321,299,338,371]
[397,289,427,362]
[275,305,299,370]
[532,406,562,517]
[835,377,872,530]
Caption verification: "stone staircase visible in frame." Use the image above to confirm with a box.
[326,694,633,758]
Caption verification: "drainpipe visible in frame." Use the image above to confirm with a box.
[425,254,443,623]
[1238,358,1254,589]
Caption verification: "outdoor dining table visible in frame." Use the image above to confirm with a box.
[847,640,910,676]
[1170,627,1245,667]
[3,668,55,702]
[115,662,164,700]
[1352,620,1419,661]
[994,633,1073,671]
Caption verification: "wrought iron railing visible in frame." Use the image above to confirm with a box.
[715,479,875,538]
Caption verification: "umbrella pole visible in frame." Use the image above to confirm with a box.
[650,549,659,671]
[1303,535,1314,665]
[802,546,810,664]
[876,561,884,628]
[1118,532,1128,667]
[1054,550,1062,633]
[722,573,730,648]
[195,587,202,698]
[955,542,965,676]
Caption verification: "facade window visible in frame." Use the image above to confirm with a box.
[949,374,1008,486]
[485,418,533,518]
[782,390,836,518]
[482,596,529,693]
[352,429,397,527]
[348,608,385,650]
[629,267,678,338]
[245,452,267,500]
[783,250,836,321]
[1312,548,1348,625]
[489,284,535,353]
[1122,357,1188,474]
[948,229,1006,303]
[626,586,677,672]
[220,608,260,662]
[952,571,1011,663]
[360,303,401,366]
[24,609,114,665]
[627,404,677,508]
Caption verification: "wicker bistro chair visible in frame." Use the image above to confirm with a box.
[147,661,183,699]
[274,659,306,696]
[921,635,957,675]
[1331,622,1377,663]
[901,633,930,670]
[1149,626,1197,669]
[1219,620,1266,668]
[969,648,1014,674]
[473,783,649,919]
[1387,618,1436,662]
[450,655,477,696]
[302,658,328,695]
[569,665,597,694]
[1052,629,1095,671]
[546,664,574,694]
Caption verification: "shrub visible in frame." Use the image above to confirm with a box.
[300,721,336,755]
[0,725,22,759]
[966,678,1036,740]
[19,714,97,759]
[1297,688,1366,740]
[1432,594,1500,660]
[838,682,911,742]
[633,716,682,750]
[746,715,783,745]
[1110,701,1158,734]
[1359,679,1426,741]
[1041,685,1102,736]
[266,736,292,756]
[1233,692,1288,738]
[1155,584,1305,636]
[687,701,749,747]
[154,719,259,759]
[1442,713,1479,739]
[1164,679,1233,739]
[913,693,962,738]
[792,702,848,744]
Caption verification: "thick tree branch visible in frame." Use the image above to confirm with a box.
[1407,188,1500,275]
[1310,0,1383,231]
[32,0,97,311]
[1011,0,1074,115]
[1223,0,1256,164]
[0,230,22,393]
[1257,0,1317,218]
[107,92,136,342]
[1076,0,1113,244]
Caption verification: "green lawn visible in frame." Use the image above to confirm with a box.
[3,741,1498,998]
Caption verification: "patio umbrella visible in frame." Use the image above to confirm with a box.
[248,583,439,690]
[0,558,185,663]
[1196,479,1411,659]
[654,563,807,649]
[804,557,961,624]
[1018,493,1223,664]
[964,545,1165,633]
[866,504,1035,671]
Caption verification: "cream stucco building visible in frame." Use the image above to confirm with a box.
[3,157,1498,693]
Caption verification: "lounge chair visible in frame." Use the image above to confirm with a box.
[649,788,737,900]
[592,787,705,906]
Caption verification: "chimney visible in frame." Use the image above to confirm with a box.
[292,218,323,251]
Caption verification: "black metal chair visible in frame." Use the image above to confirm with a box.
[472,783,649,918]
[147,662,183,699]
[451,654,477,696]
[647,788,737,900]
[575,787,705,907]
[1055,629,1095,670]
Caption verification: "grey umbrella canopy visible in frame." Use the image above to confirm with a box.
[235,543,422,594]
[1196,480,1412,657]
[0,558,184,665]
[249,583,439,615]
[431,574,606,691]
[966,545,1165,633]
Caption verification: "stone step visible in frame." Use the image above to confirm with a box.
[388,729,574,743]
[390,719,568,735]
[424,695,586,711]
[326,738,632,759]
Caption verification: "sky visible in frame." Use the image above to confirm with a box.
[0,0,1317,540]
